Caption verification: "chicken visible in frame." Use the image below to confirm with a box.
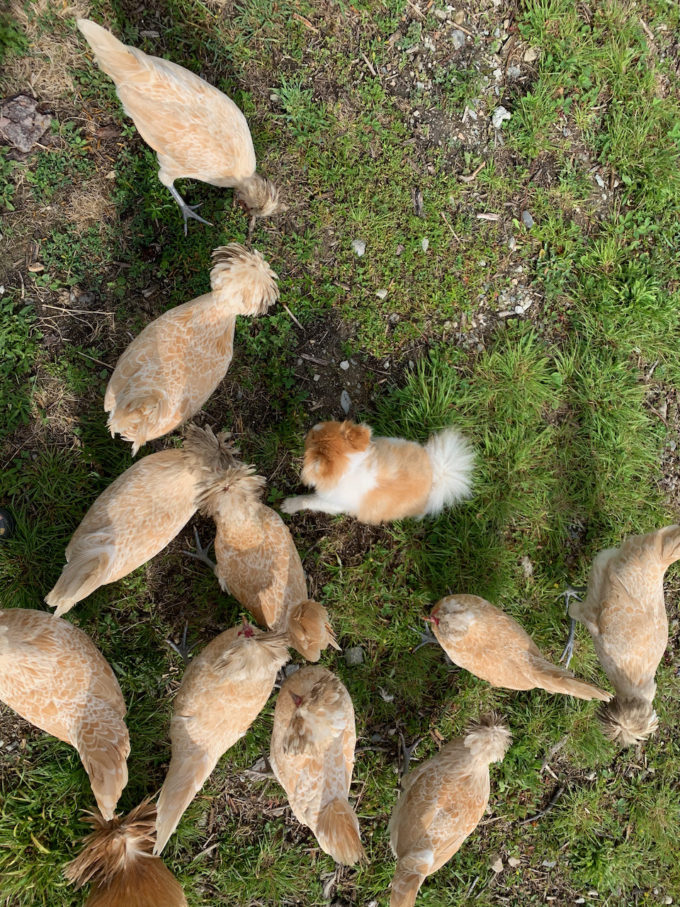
[77,19,282,234]
[0,608,129,820]
[563,525,680,746]
[105,244,279,454]
[45,424,234,616]
[154,621,290,854]
[193,458,338,660]
[66,800,187,907]
[281,420,474,524]
[388,718,511,907]
[427,594,610,701]
[269,666,365,865]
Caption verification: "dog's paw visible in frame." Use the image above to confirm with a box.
[280,496,303,515]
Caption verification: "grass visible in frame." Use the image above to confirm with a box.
[1,0,680,904]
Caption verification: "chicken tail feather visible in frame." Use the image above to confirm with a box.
[423,428,475,516]
[389,864,424,907]
[599,697,658,747]
[659,523,680,568]
[463,715,512,764]
[77,19,150,84]
[528,654,611,702]
[65,800,187,906]
[154,743,217,855]
[107,394,168,457]
[210,243,279,316]
[72,701,131,822]
[316,798,365,866]
[45,548,111,617]
[286,600,340,662]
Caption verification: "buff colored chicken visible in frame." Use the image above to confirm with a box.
[389,718,511,907]
[154,621,290,854]
[191,458,338,661]
[105,244,279,455]
[66,800,187,907]
[426,595,610,701]
[45,425,234,616]
[269,666,365,866]
[562,524,680,746]
[0,609,129,820]
[77,19,282,234]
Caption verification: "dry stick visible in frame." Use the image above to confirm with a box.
[459,161,486,183]
[73,349,114,370]
[283,303,304,331]
[440,211,461,242]
[518,785,565,826]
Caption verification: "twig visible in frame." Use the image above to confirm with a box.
[452,20,474,37]
[41,303,113,317]
[283,303,304,331]
[292,12,319,32]
[459,161,486,183]
[300,353,329,366]
[440,211,461,242]
[361,52,377,77]
[476,212,501,221]
[518,786,565,826]
[73,349,114,370]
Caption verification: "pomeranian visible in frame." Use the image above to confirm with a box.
[281,420,474,524]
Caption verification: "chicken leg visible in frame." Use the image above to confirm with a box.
[167,184,213,234]
[559,586,585,668]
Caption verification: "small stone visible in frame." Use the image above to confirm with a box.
[490,855,504,873]
[514,304,524,315]
[479,260,487,268]
[421,237,429,252]
[379,687,394,702]
[508,236,517,251]
[313,374,320,382]
[507,64,521,79]
[663,898,673,905]
[575,900,585,904]
[351,239,366,257]
[434,8,448,20]
[339,360,350,370]
[27,262,45,273]
[594,173,606,189]
[524,46,540,62]
[491,106,511,129]
[451,29,466,49]
[521,210,534,228]
[388,313,400,324]
[345,646,364,666]
[0,285,4,295]
[376,289,388,299]
[395,243,404,256]
[508,856,521,868]
[340,390,351,414]
[383,360,390,369]
[423,36,436,52]
[542,860,557,869]
[0,94,51,153]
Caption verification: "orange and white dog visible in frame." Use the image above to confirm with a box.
[281,420,474,524]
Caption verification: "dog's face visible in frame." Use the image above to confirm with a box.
[301,421,372,491]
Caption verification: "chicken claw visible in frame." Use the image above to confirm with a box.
[168,184,213,234]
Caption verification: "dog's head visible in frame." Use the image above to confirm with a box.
[301,420,372,491]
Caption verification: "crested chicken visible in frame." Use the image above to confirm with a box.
[66,800,187,907]
[77,19,282,233]
[563,524,680,746]
[427,594,610,701]
[281,420,474,524]
[45,424,234,617]
[105,244,279,455]
[269,666,365,865]
[0,608,129,820]
[388,718,511,907]
[192,457,338,660]
[154,621,290,854]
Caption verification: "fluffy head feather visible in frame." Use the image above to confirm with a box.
[196,461,266,519]
[210,243,279,316]
[301,421,372,489]
[286,600,340,661]
[282,674,347,755]
[182,424,237,473]
[214,625,290,681]
[65,801,187,907]
[599,697,658,747]
[234,173,282,218]
[463,715,512,765]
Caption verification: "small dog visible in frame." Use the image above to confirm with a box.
[281,420,474,524]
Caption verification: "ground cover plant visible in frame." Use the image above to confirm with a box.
[1,0,680,904]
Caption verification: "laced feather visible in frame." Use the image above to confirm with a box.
[282,675,346,755]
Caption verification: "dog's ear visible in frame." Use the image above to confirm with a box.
[340,421,371,450]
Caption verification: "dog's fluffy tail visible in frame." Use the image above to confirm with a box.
[65,800,187,906]
[424,428,475,515]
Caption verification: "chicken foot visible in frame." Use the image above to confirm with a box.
[559,585,585,669]
[398,732,423,781]
[167,183,213,235]
[410,622,454,665]
[185,527,218,572]
[166,621,197,663]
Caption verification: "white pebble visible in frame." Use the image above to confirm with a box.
[376,289,388,299]
[421,237,429,252]
[340,360,350,370]
[340,390,351,413]
[492,106,511,129]
[351,239,366,257]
